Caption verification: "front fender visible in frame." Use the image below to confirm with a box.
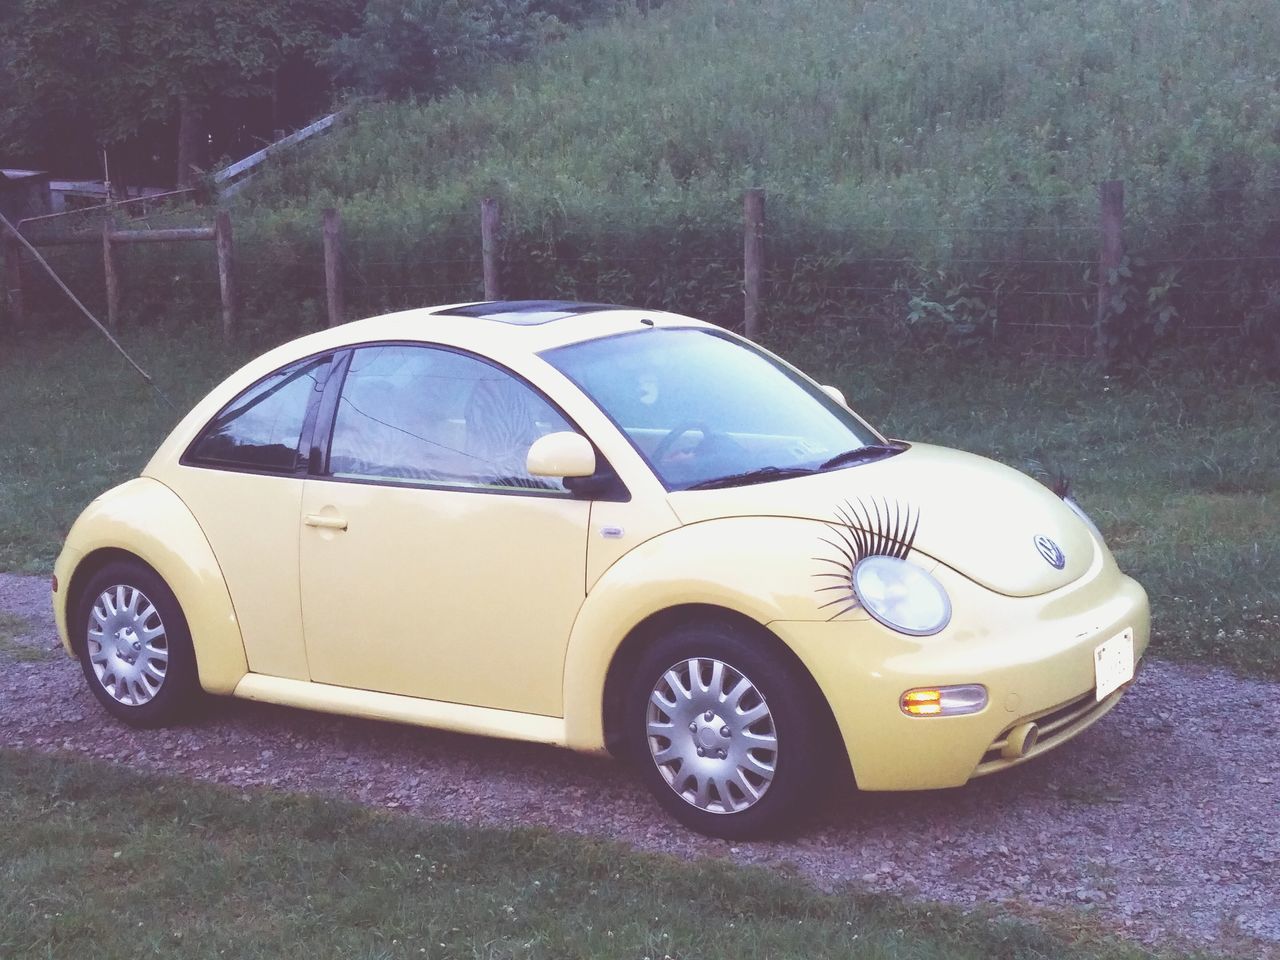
[561,516,861,750]
[54,477,247,695]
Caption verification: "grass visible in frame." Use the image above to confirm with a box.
[0,611,46,662]
[19,0,1280,342]
[1,324,1276,679]
[0,748,1212,959]
[783,324,1280,677]
[245,0,1280,240]
[232,0,1275,335]
[0,325,260,573]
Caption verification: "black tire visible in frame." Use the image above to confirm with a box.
[74,560,201,728]
[624,618,828,839]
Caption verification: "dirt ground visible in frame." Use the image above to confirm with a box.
[2,571,1276,958]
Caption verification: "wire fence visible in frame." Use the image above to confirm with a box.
[4,182,1279,362]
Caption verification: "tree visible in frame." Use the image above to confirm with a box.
[1,0,146,176]
[2,0,362,185]
[137,0,364,185]
[328,0,635,99]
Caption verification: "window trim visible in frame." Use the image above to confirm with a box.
[307,340,630,502]
[180,352,334,478]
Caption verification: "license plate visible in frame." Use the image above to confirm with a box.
[1094,628,1135,701]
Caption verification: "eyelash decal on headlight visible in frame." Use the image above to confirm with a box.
[1025,458,1072,499]
[813,497,920,620]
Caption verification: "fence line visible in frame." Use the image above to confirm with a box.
[3,180,1278,364]
[13,217,239,340]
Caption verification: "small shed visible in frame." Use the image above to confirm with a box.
[0,168,53,222]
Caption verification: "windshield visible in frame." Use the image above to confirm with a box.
[544,328,887,490]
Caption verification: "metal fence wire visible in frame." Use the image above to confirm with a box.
[3,182,1279,362]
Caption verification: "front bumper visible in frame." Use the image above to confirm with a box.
[771,553,1150,791]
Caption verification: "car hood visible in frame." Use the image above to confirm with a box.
[665,442,1097,598]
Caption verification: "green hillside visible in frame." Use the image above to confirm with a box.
[254,0,1280,226]
[29,0,1280,352]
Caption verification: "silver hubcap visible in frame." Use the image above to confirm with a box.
[86,585,169,706]
[646,657,778,815]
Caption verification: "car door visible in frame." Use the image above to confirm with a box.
[171,352,332,681]
[298,343,591,718]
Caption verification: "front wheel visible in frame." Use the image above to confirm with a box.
[75,560,200,728]
[625,620,828,838]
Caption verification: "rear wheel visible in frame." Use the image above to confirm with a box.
[626,619,827,838]
[75,560,200,728]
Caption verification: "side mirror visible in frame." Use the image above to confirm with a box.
[821,384,849,408]
[527,431,597,479]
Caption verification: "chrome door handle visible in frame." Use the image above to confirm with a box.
[304,514,348,531]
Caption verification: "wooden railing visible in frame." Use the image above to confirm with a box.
[213,113,340,198]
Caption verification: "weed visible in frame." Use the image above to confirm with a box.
[0,749,1202,959]
[14,0,1280,359]
[0,612,46,662]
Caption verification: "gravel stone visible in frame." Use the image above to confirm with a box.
[2,571,1277,956]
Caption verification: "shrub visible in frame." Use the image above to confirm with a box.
[14,0,1280,364]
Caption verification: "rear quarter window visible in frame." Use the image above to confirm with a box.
[186,356,329,473]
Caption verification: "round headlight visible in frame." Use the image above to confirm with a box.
[1064,496,1104,543]
[852,555,952,636]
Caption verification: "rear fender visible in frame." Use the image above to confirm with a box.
[55,477,247,695]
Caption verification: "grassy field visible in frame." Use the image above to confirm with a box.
[782,324,1280,678]
[0,324,1276,678]
[0,748,1212,959]
[243,0,1280,242]
[20,0,1280,346]
[233,0,1277,340]
[0,326,258,573]
[0,611,44,662]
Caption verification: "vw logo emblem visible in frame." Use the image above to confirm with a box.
[1034,535,1066,570]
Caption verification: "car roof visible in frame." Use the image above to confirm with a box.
[430,300,628,325]
[313,301,715,358]
[145,301,720,476]
[180,302,714,414]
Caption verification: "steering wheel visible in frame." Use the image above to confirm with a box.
[651,420,715,463]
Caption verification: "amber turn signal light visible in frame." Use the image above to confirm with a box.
[901,689,943,715]
[900,684,988,717]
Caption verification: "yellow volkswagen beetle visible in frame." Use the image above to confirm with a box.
[53,301,1149,837]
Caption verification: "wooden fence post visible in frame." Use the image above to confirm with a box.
[214,210,237,342]
[103,222,122,332]
[2,233,23,332]
[1096,180,1125,367]
[481,197,502,301]
[743,188,766,339]
[323,207,344,327]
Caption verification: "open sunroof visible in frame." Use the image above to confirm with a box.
[434,300,625,325]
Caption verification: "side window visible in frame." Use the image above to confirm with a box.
[187,356,329,473]
[328,345,573,492]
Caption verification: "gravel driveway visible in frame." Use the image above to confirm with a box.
[2,571,1276,957]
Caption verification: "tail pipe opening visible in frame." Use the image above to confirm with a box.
[1000,721,1040,760]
